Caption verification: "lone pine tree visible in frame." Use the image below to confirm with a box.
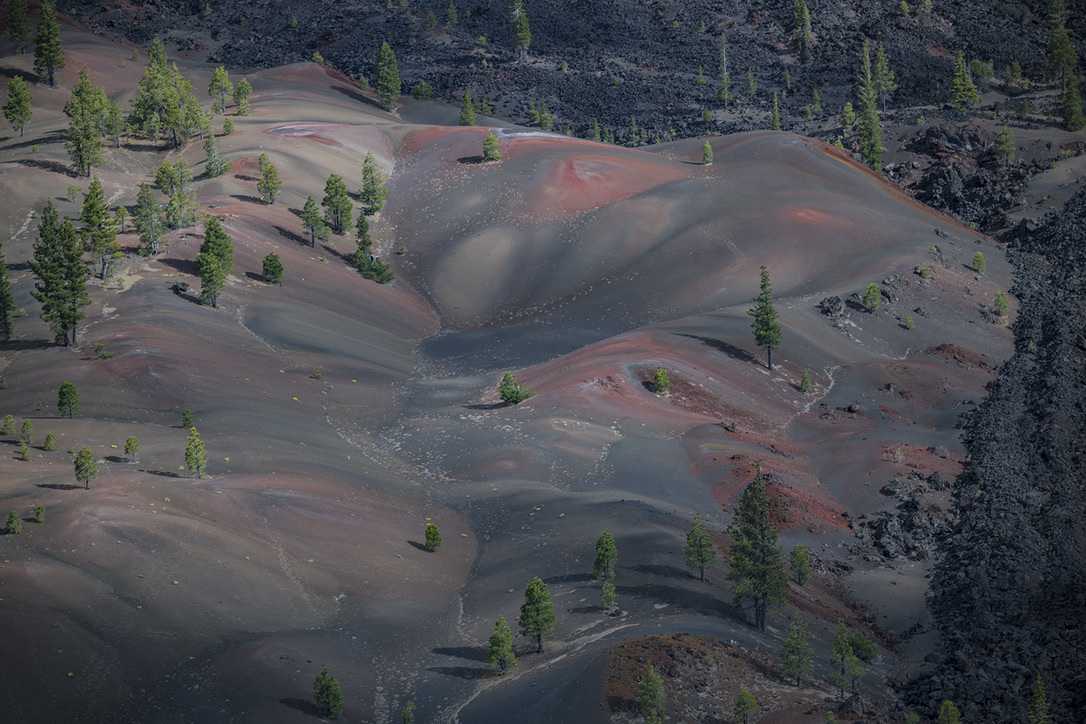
[781,617,814,686]
[485,616,517,674]
[424,522,442,551]
[684,513,716,581]
[33,0,65,88]
[748,265,782,370]
[857,39,883,169]
[593,529,617,580]
[360,152,389,215]
[30,204,90,347]
[262,253,284,285]
[312,667,344,719]
[257,153,282,204]
[74,446,97,489]
[185,426,207,478]
[64,67,107,177]
[639,666,666,724]
[950,50,979,110]
[518,576,556,653]
[80,177,119,279]
[8,0,31,54]
[374,42,401,111]
[3,75,32,136]
[727,463,787,631]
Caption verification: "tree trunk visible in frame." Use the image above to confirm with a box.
[535,635,543,653]
[767,347,773,371]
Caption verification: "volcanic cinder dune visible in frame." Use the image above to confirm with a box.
[0,23,1014,724]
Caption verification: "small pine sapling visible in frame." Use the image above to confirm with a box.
[799,370,812,393]
[5,510,22,534]
[424,522,442,551]
[653,367,671,395]
[35,505,45,523]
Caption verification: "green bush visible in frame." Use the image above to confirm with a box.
[498,373,533,405]
[5,510,22,534]
[653,368,670,395]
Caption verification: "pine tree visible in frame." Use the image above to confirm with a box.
[424,522,442,551]
[29,204,90,346]
[733,687,759,724]
[256,153,282,203]
[148,35,167,69]
[799,370,813,393]
[322,174,352,233]
[771,91,781,130]
[79,177,119,279]
[20,418,33,446]
[857,39,883,170]
[57,381,79,417]
[185,426,207,478]
[64,67,107,177]
[33,0,65,88]
[401,701,416,724]
[874,42,898,113]
[748,265,782,370]
[312,667,344,719]
[203,135,230,177]
[794,0,813,55]
[233,78,253,116]
[510,0,531,59]
[790,544,811,584]
[601,581,616,611]
[639,666,666,724]
[3,76,33,136]
[43,433,57,451]
[1048,0,1077,92]
[518,576,556,653]
[841,102,855,130]
[727,463,788,631]
[483,131,501,161]
[936,700,961,724]
[950,51,979,110]
[653,367,670,395]
[374,42,401,111]
[125,436,140,462]
[197,252,224,308]
[208,66,233,114]
[996,125,1016,164]
[781,617,814,686]
[447,1,459,25]
[702,140,714,165]
[862,282,882,311]
[360,152,389,215]
[5,510,23,534]
[485,616,517,674]
[199,215,234,277]
[262,253,284,285]
[829,620,864,699]
[74,446,97,489]
[350,212,393,283]
[8,0,31,54]
[459,90,476,126]
[301,196,323,247]
[745,68,757,96]
[498,372,532,404]
[1060,72,1086,131]
[133,183,164,255]
[0,243,17,341]
[1,415,13,434]
[105,100,124,147]
[1027,673,1051,724]
[972,251,986,273]
[684,513,716,582]
[593,529,617,580]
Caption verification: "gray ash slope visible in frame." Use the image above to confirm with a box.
[911,192,1086,722]
[70,0,1066,139]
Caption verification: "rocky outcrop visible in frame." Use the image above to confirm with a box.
[910,190,1086,721]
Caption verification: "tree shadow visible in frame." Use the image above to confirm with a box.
[457,155,484,164]
[675,334,756,364]
[278,698,321,717]
[626,563,695,581]
[287,207,302,219]
[234,174,258,182]
[432,646,487,662]
[541,572,595,585]
[568,605,604,614]
[230,194,265,205]
[464,402,505,411]
[104,455,129,464]
[426,665,487,680]
[245,271,267,282]
[13,158,81,178]
[6,261,30,272]
[330,84,382,110]
[407,539,429,552]
[36,483,82,490]
[138,469,184,478]
[0,338,56,351]
[274,225,312,249]
[618,582,732,619]
[156,257,198,276]
[2,129,63,152]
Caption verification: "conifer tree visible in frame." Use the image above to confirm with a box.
[74,446,97,489]
[874,42,898,113]
[57,381,79,417]
[0,243,17,341]
[374,42,401,111]
[862,282,882,311]
[510,0,531,59]
[447,1,459,25]
[748,265,782,370]
[996,125,1016,164]
[133,183,164,255]
[684,513,716,582]
[199,215,234,277]
[483,131,501,161]
[936,700,961,724]
[185,426,207,478]
[639,666,666,724]
[593,529,617,580]
[5,510,22,534]
[3,75,33,136]
[312,667,344,719]
[601,581,616,611]
[799,370,813,393]
[197,252,224,308]
[64,67,107,177]
[518,576,556,653]
[718,34,733,108]
[703,141,713,165]
[33,0,65,88]
[485,616,517,674]
[30,204,90,346]
[771,91,781,130]
[829,620,864,699]
[20,418,33,446]
[857,39,882,170]
[203,135,230,177]
[360,152,389,215]
[125,436,140,463]
[727,463,787,631]
[233,78,253,115]
[256,153,282,203]
[301,195,323,247]
[950,50,979,110]
[733,687,759,724]
[79,177,119,279]
[459,90,476,126]
[262,253,284,285]
[322,173,352,233]
[1027,673,1051,724]
[781,618,814,686]
[105,100,124,147]
[424,522,442,551]
[1060,72,1086,131]
[498,372,532,404]
[745,68,757,96]
[8,0,31,54]
[790,544,811,584]
[1048,0,1077,92]
[794,0,813,55]
[208,66,233,114]
[841,101,855,130]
